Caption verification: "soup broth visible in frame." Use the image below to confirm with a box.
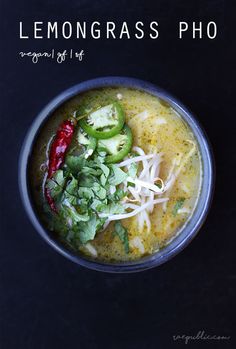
[29,87,202,262]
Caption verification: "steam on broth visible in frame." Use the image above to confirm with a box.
[29,87,202,262]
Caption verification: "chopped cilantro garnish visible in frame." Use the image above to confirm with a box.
[46,137,130,249]
[113,221,129,254]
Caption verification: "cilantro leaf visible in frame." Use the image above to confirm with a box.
[108,188,127,202]
[45,135,133,250]
[109,165,128,186]
[172,198,185,217]
[113,221,129,253]
[46,179,62,199]
[60,203,90,225]
[53,170,65,186]
[46,170,66,200]
[92,183,107,200]
[77,213,99,244]
[81,166,102,176]
[79,175,96,188]
[128,162,138,178]
[99,163,110,177]
[97,202,125,215]
[65,176,78,195]
[78,187,94,200]
[65,155,85,172]
[90,198,104,211]
[99,163,110,186]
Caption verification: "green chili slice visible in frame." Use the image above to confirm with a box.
[79,102,125,139]
[98,125,133,163]
[77,129,97,152]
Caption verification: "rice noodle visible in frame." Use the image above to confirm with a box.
[129,110,149,125]
[117,154,155,167]
[99,198,169,220]
[101,220,110,231]
[85,243,97,257]
[162,174,176,212]
[147,190,154,213]
[123,203,140,210]
[127,186,141,202]
[142,209,151,232]
[136,110,149,121]
[162,141,196,211]
[175,140,196,177]
[163,174,176,192]
[155,117,167,125]
[162,158,178,211]
[118,148,168,225]
[138,197,145,231]
[181,183,190,193]
[150,158,162,180]
[140,154,162,180]
[177,207,191,214]
[123,183,127,194]
[130,237,145,254]
[115,143,193,231]
[133,146,149,178]
[102,140,196,232]
[132,184,142,194]
[138,211,144,231]
[139,160,151,179]
[127,177,164,194]
[109,185,116,195]
[147,156,156,213]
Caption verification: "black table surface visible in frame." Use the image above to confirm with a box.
[1,1,235,348]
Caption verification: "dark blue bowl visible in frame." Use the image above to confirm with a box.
[19,77,215,273]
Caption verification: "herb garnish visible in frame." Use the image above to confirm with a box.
[45,141,129,248]
[172,198,185,217]
[113,221,129,254]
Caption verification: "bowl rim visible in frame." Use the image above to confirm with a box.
[18,76,215,273]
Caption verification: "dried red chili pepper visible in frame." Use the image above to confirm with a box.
[45,119,76,212]
[45,187,58,213]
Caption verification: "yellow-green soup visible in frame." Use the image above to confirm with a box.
[29,87,202,262]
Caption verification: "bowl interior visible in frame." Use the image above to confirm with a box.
[19,77,214,272]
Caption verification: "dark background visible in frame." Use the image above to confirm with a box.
[0,0,235,348]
